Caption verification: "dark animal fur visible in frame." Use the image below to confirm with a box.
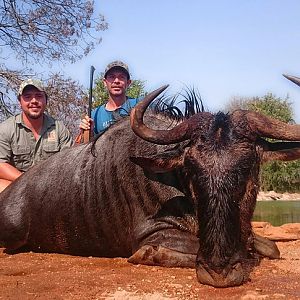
[0,91,286,287]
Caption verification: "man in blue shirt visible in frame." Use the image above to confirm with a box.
[79,61,139,136]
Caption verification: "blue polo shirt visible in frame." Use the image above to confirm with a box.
[92,97,140,135]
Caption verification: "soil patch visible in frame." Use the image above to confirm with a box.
[0,240,300,299]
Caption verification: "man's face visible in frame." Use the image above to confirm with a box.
[103,68,131,97]
[19,86,47,120]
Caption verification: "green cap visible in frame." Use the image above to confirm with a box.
[18,79,46,96]
[104,61,130,79]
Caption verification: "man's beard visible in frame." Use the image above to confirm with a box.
[25,110,43,120]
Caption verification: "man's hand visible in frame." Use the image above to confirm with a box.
[79,115,94,131]
[75,115,94,144]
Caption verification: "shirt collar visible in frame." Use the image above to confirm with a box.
[16,113,55,129]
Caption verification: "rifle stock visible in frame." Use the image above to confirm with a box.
[83,129,90,143]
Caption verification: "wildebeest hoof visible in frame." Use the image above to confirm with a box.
[128,245,157,265]
[253,233,280,259]
[128,245,196,268]
[196,262,246,288]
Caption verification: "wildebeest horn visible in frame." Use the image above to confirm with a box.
[283,74,300,87]
[233,110,300,141]
[130,85,191,144]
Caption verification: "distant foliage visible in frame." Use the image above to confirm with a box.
[45,73,88,138]
[262,160,300,193]
[247,93,293,123]
[0,0,107,123]
[228,93,300,193]
[0,68,25,122]
[93,73,147,107]
[0,0,107,64]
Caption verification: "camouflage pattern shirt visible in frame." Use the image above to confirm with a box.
[0,113,73,172]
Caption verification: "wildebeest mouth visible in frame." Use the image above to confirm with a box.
[196,262,245,288]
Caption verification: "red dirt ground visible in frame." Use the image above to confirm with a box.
[0,240,299,300]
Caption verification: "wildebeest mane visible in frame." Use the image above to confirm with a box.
[207,112,232,150]
[153,86,205,121]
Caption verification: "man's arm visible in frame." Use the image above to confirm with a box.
[0,120,20,183]
[0,163,22,192]
[0,162,23,181]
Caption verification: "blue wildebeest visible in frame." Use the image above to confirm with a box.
[0,85,299,288]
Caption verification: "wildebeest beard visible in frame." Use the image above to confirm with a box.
[177,112,260,270]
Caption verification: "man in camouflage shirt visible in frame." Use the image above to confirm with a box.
[0,79,73,192]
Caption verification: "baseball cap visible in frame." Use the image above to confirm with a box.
[18,79,46,96]
[104,61,130,79]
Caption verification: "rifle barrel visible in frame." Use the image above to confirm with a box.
[88,66,96,118]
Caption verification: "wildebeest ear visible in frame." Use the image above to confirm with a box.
[262,148,300,163]
[130,151,183,173]
[260,140,300,162]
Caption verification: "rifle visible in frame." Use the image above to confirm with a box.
[83,65,96,143]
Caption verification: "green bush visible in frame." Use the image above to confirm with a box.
[228,93,300,193]
[261,160,300,192]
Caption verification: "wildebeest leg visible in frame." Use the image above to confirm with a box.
[128,244,196,267]
[0,193,29,251]
[129,228,198,268]
[252,233,280,259]
[0,226,29,251]
[129,195,198,268]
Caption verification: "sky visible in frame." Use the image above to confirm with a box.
[9,1,300,121]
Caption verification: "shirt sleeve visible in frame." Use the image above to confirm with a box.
[0,122,12,163]
[56,121,74,150]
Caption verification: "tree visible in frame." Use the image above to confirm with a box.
[45,73,88,138]
[227,93,300,193]
[93,73,147,107]
[225,95,251,112]
[0,67,23,122]
[0,0,107,64]
[0,0,107,125]
[226,93,293,123]
[246,93,294,123]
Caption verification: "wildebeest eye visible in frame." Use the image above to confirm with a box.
[200,134,207,142]
[178,139,192,150]
[196,144,205,152]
